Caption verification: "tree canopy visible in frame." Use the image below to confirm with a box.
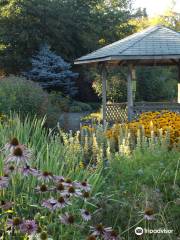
[0,0,134,73]
[0,0,179,102]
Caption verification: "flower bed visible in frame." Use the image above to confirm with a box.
[105,111,180,147]
[0,114,179,239]
[128,111,180,145]
[0,136,117,239]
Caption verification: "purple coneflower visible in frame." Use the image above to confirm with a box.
[63,178,73,187]
[82,191,90,199]
[65,186,82,197]
[38,171,53,182]
[42,198,57,211]
[7,217,22,229]
[0,176,9,189]
[0,200,13,210]
[5,146,31,166]
[90,224,112,237]
[80,209,91,221]
[53,175,65,183]
[104,230,119,240]
[21,165,39,177]
[35,184,52,193]
[55,182,65,192]
[19,220,37,235]
[75,181,91,192]
[144,207,155,221]
[3,165,16,175]
[4,137,19,152]
[59,213,75,225]
[55,196,70,209]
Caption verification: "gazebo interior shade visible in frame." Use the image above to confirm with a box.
[74,25,180,66]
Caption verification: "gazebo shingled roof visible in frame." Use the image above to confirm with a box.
[74,25,180,125]
[75,25,180,65]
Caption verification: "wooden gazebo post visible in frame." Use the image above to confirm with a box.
[178,60,180,83]
[101,64,107,127]
[127,64,134,121]
[178,60,180,103]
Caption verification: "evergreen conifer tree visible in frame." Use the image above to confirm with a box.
[25,44,78,96]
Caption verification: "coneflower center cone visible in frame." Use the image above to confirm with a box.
[13,217,22,226]
[10,138,19,146]
[145,207,154,216]
[68,215,74,224]
[13,147,23,157]
[58,197,65,203]
[40,185,48,192]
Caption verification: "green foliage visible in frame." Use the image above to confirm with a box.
[49,91,92,113]
[92,68,127,102]
[136,66,177,101]
[93,66,177,102]
[69,101,92,112]
[0,75,60,126]
[104,149,180,239]
[0,115,179,239]
[0,0,134,73]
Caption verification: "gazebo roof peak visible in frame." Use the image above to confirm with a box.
[74,25,180,65]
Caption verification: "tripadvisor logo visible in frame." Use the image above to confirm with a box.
[135,227,143,235]
[135,227,173,235]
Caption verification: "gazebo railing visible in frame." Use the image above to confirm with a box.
[106,103,128,123]
[106,102,180,123]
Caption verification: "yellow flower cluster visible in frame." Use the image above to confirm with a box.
[105,111,180,145]
[81,112,102,123]
[127,111,180,144]
[105,124,123,142]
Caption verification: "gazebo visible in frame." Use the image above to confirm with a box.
[74,25,180,125]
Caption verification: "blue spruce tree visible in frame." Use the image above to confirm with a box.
[24,44,78,97]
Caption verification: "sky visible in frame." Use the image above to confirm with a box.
[133,0,180,16]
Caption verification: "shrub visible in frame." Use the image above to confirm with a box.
[69,101,92,112]
[49,91,92,113]
[0,75,59,126]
